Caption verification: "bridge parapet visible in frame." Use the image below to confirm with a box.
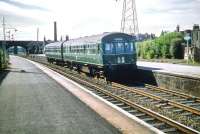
[0,40,43,54]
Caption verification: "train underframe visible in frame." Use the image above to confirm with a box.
[47,57,137,81]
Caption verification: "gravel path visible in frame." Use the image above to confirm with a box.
[0,56,121,134]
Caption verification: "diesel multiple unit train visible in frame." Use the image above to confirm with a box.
[45,32,137,79]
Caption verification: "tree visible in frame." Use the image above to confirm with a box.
[170,38,184,59]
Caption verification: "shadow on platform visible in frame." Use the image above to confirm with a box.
[7,69,44,75]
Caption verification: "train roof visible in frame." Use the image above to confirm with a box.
[45,41,63,48]
[46,32,133,47]
[64,32,133,45]
[66,32,112,44]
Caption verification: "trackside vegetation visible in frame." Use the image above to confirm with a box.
[0,45,8,70]
[136,32,185,59]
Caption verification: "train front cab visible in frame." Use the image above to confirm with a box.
[102,33,137,80]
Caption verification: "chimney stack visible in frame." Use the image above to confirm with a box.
[176,25,180,32]
[66,35,69,41]
[44,36,46,42]
[54,21,57,41]
[193,24,200,31]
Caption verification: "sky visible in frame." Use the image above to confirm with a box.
[0,0,200,41]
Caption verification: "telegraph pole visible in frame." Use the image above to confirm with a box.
[184,34,191,64]
[37,28,39,41]
[2,17,6,41]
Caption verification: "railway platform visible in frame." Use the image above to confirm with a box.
[137,61,200,79]
[137,61,200,97]
[0,56,161,134]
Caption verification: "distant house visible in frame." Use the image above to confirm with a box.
[192,24,200,62]
[137,33,156,42]
[180,25,200,62]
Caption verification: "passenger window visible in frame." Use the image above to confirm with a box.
[105,43,115,54]
[122,57,125,63]
[130,42,134,52]
[111,44,115,53]
[105,43,111,51]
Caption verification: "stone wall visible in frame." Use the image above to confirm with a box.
[153,72,200,97]
[192,28,200,62]
[194,47,200,62]
[137,69,200,97]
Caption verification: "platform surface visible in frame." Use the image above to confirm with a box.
[0,56,120,134]
[137,61,200,78]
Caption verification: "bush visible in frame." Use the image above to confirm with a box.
[0,45,9,69]
[170,38,184,59]
[136,32,184,59]
[161,44,171,58]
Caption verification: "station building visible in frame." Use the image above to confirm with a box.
[192,24,200,62]
[181,24,200,62]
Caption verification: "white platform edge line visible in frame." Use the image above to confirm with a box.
[24,58,164,134]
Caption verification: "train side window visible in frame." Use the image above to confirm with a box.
[77,46,79,54]
[79,45,82,53]
[74,46,76,53]
[105,43,111,51]
[125,42,130,53]
[130,42,134,52]
[105,43,115,54]
[83,45,85,53]
[97,44,100,53]
[69,46,71,52]
[111,43,115,53]
[86,44,90,54]
[75,46,77,53]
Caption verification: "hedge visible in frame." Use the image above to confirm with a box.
[136,32,184,59]
[0,45,8,70]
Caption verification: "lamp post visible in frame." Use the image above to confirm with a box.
[184,34,191,64]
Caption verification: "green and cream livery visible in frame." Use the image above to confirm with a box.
[45,32,137,79]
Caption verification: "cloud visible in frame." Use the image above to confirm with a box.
[1,0,200,40]
[0,0,49,11]
[136,0,200,34]
[0,9,46,27]
[0,9,46,39]
[143,0,200,14]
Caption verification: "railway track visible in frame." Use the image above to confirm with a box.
[112,83,200,118]
[27,56,200,134]
[144,84,200,110]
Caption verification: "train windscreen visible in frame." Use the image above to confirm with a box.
[104,42,134,54]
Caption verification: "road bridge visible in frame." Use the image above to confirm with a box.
[0,40,44,54]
